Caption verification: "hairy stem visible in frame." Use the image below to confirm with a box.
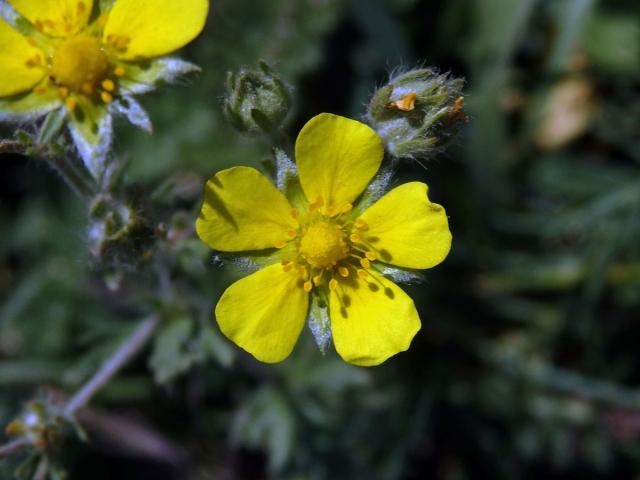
[64,315,160,417]
[0,315,160,459]
[0,438,30,458]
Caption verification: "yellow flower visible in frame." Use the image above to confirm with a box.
[196,113,452,366]
[0,0,208,176]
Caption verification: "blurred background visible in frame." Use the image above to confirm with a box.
[1,0,640,478]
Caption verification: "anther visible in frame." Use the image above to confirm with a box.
[101,91,113,103]
[365,251,376,262]
[338,266,349,278]
[357,269,368,279]
[101,79,115,92]
[114,66,126,77]
[290,208,298,219]
[34,86,47,95]
[57,87,69,99]
[275,240,287,249]
[387,92,417,112]
[303,281,313,293]
[313,274,323,286]
[360,258,370,269]
[326,205,337,217]
[341,203,353,214]
[309,195,324,212]
[282,263,293,272]
[350,233,361,243]
[329,279,338,291]
[355,219,368,230]
[65,97,77,111]
[298,266,308,278]
[286,229,297,239]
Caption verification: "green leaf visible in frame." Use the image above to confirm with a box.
[149,317,194,384]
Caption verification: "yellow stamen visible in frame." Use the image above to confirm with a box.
[357,269,368,279]
[387,92,417,112]
[290,208,298,219]
[350,233,361,243]
[34,86,47,95]
[65,97,77,111]
[298,266,308,278]
[281,259,291,266]
[360,258,370,269]
[355,219,368,230]
[338,266,349,278]
[326,205,337,217]
[313,273,323,286]
[101,91,113,103]
[341,203,353,214]
[275,240,287,249]
[329,279,338,291]
[287,229,297,239]
[365,251,376,262]
[114,66,126,77]
[282,263,293,272]
[309,195,324,213]
[303,281,313,293]
[101,79,115,92]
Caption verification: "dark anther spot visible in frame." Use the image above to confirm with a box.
[368,283,379,292]
[384,287,395,299]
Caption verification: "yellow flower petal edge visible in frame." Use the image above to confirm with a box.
[215,264,309,363]
[0,18,46,96]
[104,0,209,61]
[330,269,421,366]
[196,166,298,252]
[9,0,93,37]
[357,182,452,269]
[295,113,384,213]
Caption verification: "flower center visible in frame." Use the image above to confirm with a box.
[299,221,348,269]
[50,35,110,95]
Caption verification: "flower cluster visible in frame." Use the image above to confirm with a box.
[0,0,208,177]
[196,114,452,366]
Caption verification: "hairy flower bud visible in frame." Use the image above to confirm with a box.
[87,195,154,270]
[223,60,292,135]
[366,68,466,161]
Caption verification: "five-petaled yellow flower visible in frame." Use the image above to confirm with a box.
[0,0,208,176]
[196,113,452,366]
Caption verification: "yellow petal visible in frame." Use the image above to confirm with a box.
[330,270,420,366]
[196,167,297,252]
[0,18,45,96]
[295,113,383,211]
[9,0,92,36]
[357,182,451,269]
[215,264,309,363]
[103,0,208,60]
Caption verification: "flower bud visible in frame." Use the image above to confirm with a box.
[87,194,154,270]
[223,60,292,135]
[366,68,466,160]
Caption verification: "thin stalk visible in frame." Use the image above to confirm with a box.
[64,315,160,417]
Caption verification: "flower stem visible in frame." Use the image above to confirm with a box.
[64,315,160,417]
[0,315,160,459]
[0,438,30,458]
